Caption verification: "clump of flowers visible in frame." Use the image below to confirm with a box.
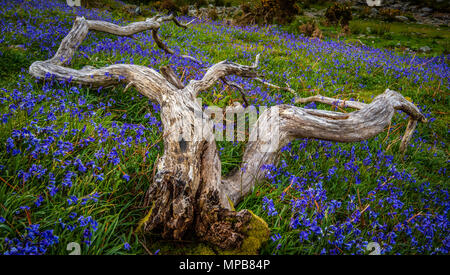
[3,224,59,255]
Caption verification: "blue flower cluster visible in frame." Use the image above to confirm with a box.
[3,224,59,255]
[261,137,449,254]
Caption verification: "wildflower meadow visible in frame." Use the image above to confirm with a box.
[0,0,448,255]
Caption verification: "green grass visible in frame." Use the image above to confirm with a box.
[289,16,450,56]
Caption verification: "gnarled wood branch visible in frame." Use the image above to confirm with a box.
[220,77,249,106]
[294,94,423,157]
[28,17,426,251]
[30,15,200,96]
[160,65,185,89]
[222,89,426,205]
[254,77,296,94]
[187,54,261,97]
[295,94,367,109]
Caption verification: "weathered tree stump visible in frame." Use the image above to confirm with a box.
[29,15,426,250]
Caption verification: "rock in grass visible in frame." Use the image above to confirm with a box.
[395,15,409,22]
[419,46,431,53]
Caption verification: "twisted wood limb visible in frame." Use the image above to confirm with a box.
[223,89,426,205]
[295,94,423,156]
[399,118,418,155]
[220,77,249,106]
[30,15,200,92]
[295,94,367,110]
[254,77,296,94]
[187,54,261,97]
[160,65,185,89]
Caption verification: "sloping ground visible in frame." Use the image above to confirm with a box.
[0,0,448,255]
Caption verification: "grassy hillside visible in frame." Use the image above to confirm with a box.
[0,0,448,255]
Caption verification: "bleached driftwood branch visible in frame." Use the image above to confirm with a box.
[222,89,426,205]
[294,94,423,157]
[295,94,367,109]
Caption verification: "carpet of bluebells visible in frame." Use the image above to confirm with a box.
[0,0,448,255]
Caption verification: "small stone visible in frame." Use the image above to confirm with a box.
[395,15,409,22]
[420,7,432,13]
[419,46,431,52]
